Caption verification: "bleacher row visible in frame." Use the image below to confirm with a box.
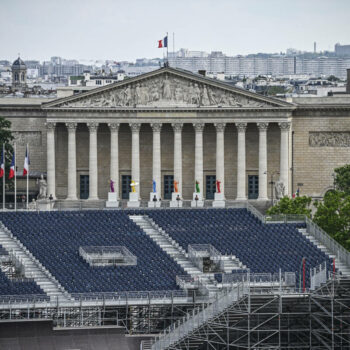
[0,209,332,296]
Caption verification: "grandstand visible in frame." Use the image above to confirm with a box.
[0,205,349,349]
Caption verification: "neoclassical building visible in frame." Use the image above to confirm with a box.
[1,67,350,204]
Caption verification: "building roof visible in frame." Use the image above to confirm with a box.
[12,57,26,70]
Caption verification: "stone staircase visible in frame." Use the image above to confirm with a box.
[298,228,350,276]
[130,215,219,295]
[0,223,71,302]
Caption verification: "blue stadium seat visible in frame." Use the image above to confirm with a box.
[146,208,332,287]
[0,244,44,296]
[0,211,186,294]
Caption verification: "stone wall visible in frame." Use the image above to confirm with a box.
[292,113,350,197]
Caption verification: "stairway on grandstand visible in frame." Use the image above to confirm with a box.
[0,224,69,301]
[130,215,245,296]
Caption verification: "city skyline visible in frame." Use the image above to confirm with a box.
[1,0,350,62]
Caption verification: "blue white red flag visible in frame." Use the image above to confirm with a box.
[23,145,29,176]
[158,36,168,48]
[9,152,15,179]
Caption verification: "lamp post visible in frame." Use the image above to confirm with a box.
[265,171,279,206]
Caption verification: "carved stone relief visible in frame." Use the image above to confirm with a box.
[13,131,42,146]
[61,73,269,109]
[309,132,350,147]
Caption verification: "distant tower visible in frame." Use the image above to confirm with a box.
[11,56,27,88]
[314,42,317,53]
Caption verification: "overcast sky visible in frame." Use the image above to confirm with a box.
[1,0,350,62]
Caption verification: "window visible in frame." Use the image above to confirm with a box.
[163,175,174,199]
[122,175,132,199]
[248,175,259,199]
[80,175,89,199]
[206,175,216,199]
[96,80,102,85]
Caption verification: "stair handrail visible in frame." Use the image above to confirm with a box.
[305,216,350,267]
[0,222,69,297]
[152,281,248,350]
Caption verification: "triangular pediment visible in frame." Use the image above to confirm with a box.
[43,67,292,109]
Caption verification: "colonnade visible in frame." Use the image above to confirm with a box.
[45,121,291,201]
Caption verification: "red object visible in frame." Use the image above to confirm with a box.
[302,258,306,293]
[158,40,163,48]
[333,258,336,274]
[216,180,221,193]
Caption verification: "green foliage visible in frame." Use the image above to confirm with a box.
[267,86,286,96]
[313,191,350,251]
[0,117,14,193]
[327,75,340,82]
[334,164,350,194]
[266,196,312,217]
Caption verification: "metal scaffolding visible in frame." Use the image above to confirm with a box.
[152,275,350,349]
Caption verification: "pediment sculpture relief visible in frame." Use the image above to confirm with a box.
[61,74,268,108]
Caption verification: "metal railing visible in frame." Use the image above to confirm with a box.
[152,282,248,350]
[152,271,297,350]
[310,262,328,291]
[305,216,350,267]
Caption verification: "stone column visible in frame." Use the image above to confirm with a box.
[193,123,205,196]
[66,122,78,200]
[214,123,226,197]
[279,122,291,195]
[46,122,56,199]
[151,123,162,195]
[172,123,183,194]
[87,122,99,200]
[108,123,120,199]
[235,122,247,200]
[129,123,141,195]
[257,122,269,201]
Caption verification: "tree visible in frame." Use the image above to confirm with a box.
[0,117,14,196]
[266,196,312,217]
[327,75,340,82]
[334,164,350,194]
[313,191,350,250]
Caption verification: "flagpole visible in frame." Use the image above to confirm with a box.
[26,143,29,210]
[173,32,175,68]
[166,32,169,64]
[14,142,16,211]
[2,144,5,211]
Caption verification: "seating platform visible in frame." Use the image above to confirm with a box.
[0,211,186,294]
[147,208,332,287]
[0,208,332,297]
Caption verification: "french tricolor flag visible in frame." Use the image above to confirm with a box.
[158,35,168,48]
[23,145,29,176]
[0,149,4,178]
[9,152,15,179]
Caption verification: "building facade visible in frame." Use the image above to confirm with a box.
[0,67,349,203]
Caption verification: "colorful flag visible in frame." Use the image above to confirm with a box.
[9,152,15,179]
[23,145,29,176]
[0,149,4,178]
[158,36,168,48]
